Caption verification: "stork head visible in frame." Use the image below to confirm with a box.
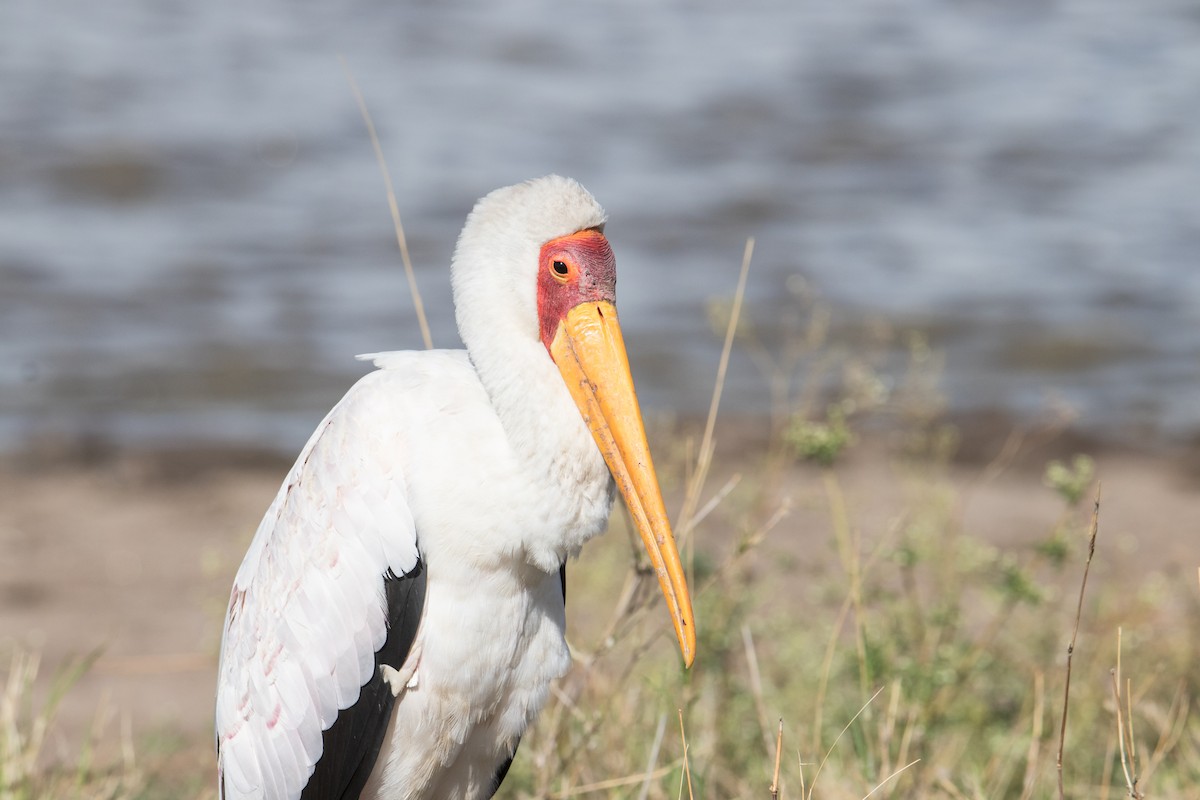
[452,176,696,668]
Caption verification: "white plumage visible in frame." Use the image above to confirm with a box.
[215,177,694,800]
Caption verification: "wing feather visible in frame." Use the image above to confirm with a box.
[301,565,427,799]
[216,365,425,800]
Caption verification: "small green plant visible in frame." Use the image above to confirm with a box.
[785,405,854,466]
[1043,454,1095,505]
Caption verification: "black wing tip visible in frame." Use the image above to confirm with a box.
[488,740,520,799]
[301,560,427,800]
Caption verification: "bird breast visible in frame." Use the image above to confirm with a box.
[365,566,569,799]
[365,349,614,577]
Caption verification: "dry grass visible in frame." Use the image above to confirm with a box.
[0,649,140,799]
[340,57,432,351]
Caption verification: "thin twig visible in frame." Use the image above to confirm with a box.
[1056,482,1101,800]
[339,57,433,350]
[678,709,695,800]
[1111,665,1137,797]
[1110,648,1142,800]
[769,719,783,800]
[680,474,742,540]
[1125,675,1137,791]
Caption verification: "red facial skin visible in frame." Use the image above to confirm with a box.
[536,229,617,356]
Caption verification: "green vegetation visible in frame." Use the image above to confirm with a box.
[4,284,1196,799]
[785,405,855,467]
[1044,456,1096,507]
[500,434,1198,797]
[503,283,1198,799]
[0,649,141,800]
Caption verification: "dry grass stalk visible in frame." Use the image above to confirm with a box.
[0,648,139,798]
[806,686,885,799]
[1139,680,1190,785]
[811,571,856,756]
[741,624,775,764]
[876,679,900,781]
[2,649,43,788]
[1110,628,1144,800]
[822,469,876,766]
[676,236,754,547]
[1019,669,1045,800]
[677,709,694,800]
[557,761,680,798]
[862,758,920,800]
[769,719,783,800]
[1056,482,1101,800]
[339,57,433,350]
[810,503,900,762]
[687,474,742,535]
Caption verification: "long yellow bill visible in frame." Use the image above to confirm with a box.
[551,300,696,668]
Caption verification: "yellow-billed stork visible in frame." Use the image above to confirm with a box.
[215,176,696,799]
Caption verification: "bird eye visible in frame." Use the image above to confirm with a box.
[552,260,569,276]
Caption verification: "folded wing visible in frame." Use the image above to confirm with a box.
[216,369,423,800]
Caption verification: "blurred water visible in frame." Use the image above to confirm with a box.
[3,0,1198,455]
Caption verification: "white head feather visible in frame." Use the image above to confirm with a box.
[449,177,610,468]
[451,175,607,362]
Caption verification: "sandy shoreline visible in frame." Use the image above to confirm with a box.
[1,422,1196,769]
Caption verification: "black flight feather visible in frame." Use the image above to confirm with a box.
[301,559,427,799]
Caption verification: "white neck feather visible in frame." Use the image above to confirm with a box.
[450,176,615,567]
